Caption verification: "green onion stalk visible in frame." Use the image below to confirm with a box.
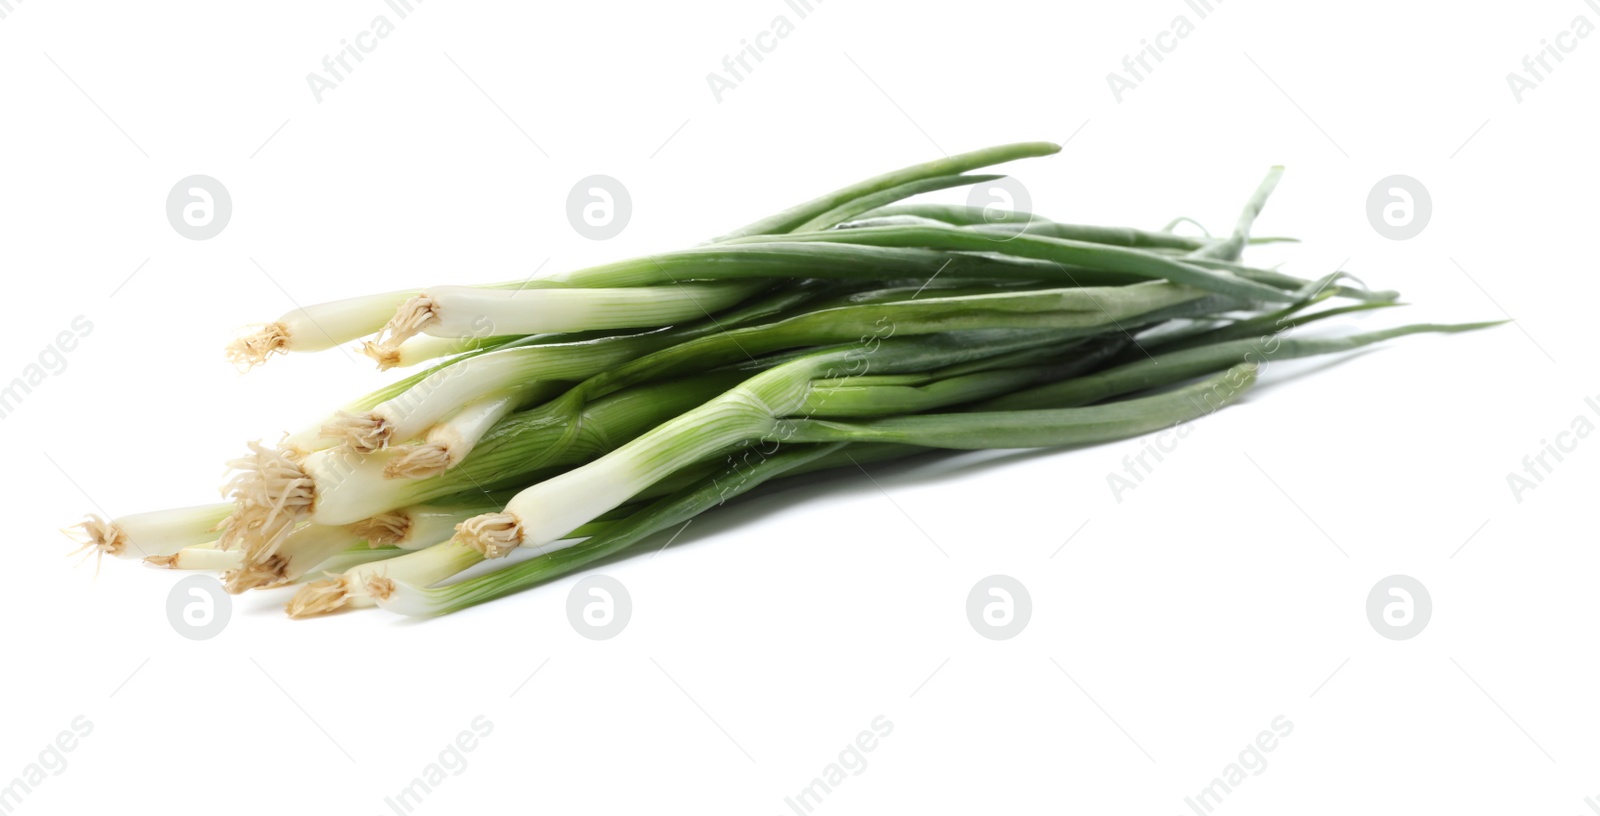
[454,329,1097,557]
[525,283,1239,416]
[856,203,1209,250]
[714,141,1063,240]
[977,322,1504,411]
[286,508,632,618]
[69,503,233,567]
[374,366,1256,617]
[223,492,527,591]
[721,225,1298,304]
[144,542,243,572]
[376,444,858,617]
[220,369,756,567]
[67,139,1505,622]
[227,278,593,370]
[226,288,423,369]
[373,442,945,617]
[381,303,1502,618]
[367,280,771,358]
[223,522,370,593]
[148,541,405,574]
[317,284,826,455]
[235,142,1065,370]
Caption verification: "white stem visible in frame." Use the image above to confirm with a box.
[431,393,522,456]
[493,397,775,551]
[279,423,329,461]
[385,393,521,479]
[357,542,483,603]
[349,503,491,548]
[363,335,491,370]
[180,548,242,570]
[372,355,545,446]
[225,523,363,592]
[322,338,633,452]
[418,282,760,338]
[229,441,491,546]
[72,504,232,561]
[276,525,364,578]
[392,505,494,548]
[284,290,419,349]
[369,578,442,617]
[300,448,411,525]
[305,546,407,577]
[472,349,838,553]
[227,289,419,367]
[145,540,242,571]
[286,541,481,618]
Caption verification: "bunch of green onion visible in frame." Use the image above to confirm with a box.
[69,141,1497,618]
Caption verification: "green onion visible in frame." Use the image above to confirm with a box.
[456,330,1112,556]
[368,280,768,356]
[223,522,366,593]
[714,141,1061,240]
[70,504,232,562]
[221,369,752,565]
[145,543,241,572]
[288,510,628,618]
[728,224,1298,303]
[374,443,853,617]
[226,289,421,369]
[1186,166,1283,262]
[771,364,1257,449]
[975,322,1503,411]
[320,284,820,454]
[73,140,1500,622]
[790,173,1007,233]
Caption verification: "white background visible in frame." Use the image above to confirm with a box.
[2,1,1597,813]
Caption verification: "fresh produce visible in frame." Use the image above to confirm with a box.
[69,141,1497,618]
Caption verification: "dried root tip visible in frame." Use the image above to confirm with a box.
[365,574,397,602]
[370,294,438,356]
[224,554,290,594]
[275,431,313,464]
[144,554,179,569]
[361,341,402,371]
[67,515,127,559]
[219,441,314,558]
[349,512,410,547]
[383,444,453,480]
[286,578,350,619]
[321,411,393,454]
[456,513,523,559]
[226,323,291,370]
